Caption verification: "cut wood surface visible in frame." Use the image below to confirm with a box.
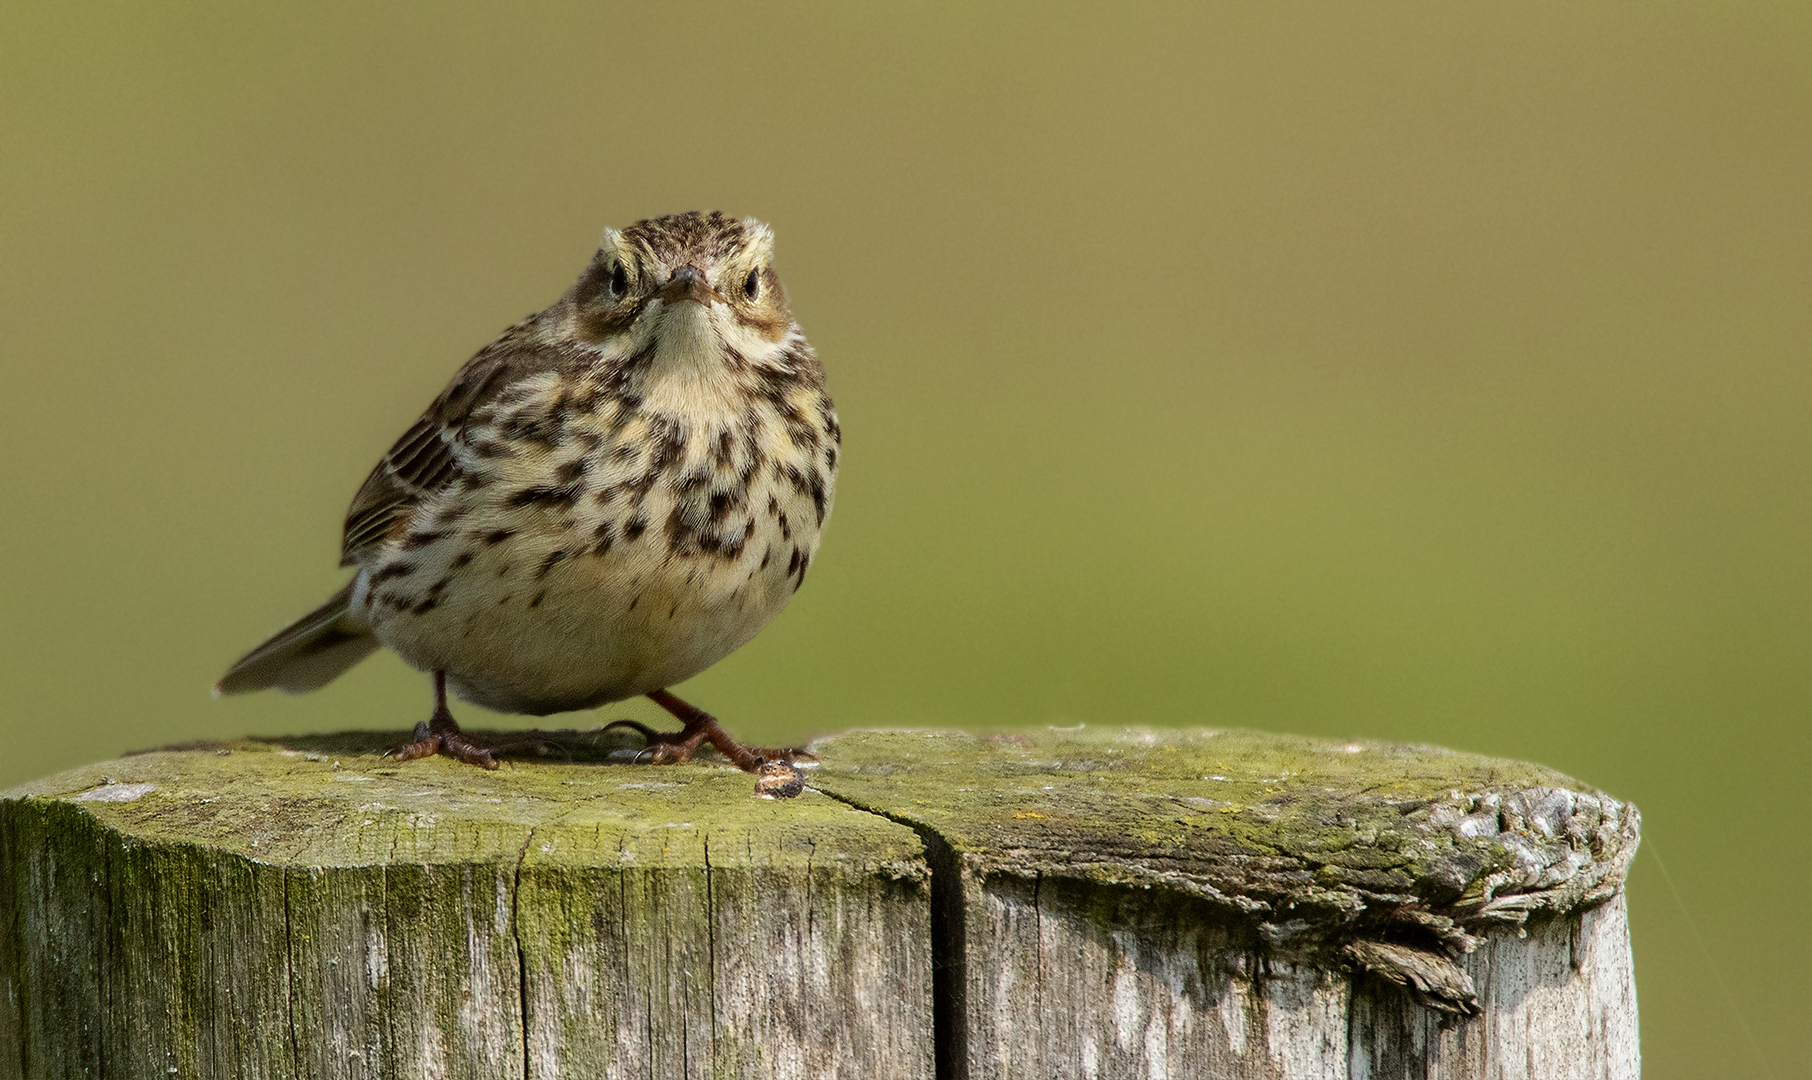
[813,728,1641,1079]
[0,726,1639,1079]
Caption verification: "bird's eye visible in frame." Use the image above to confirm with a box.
[608,262,628,298]
[744,268,760,301]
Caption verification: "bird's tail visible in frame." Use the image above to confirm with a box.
[214,580,380,696]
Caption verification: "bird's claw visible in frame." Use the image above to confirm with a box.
[603,714,812,798]
[385,722,551,770]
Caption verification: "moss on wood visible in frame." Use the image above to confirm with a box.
[806,725,1639,1016]
[0,724,1638,1076]
[1,730,931,1079]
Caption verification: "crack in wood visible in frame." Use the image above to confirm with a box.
[810,784,970,1079]
[512,825,536,1080]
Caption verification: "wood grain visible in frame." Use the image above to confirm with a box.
[1,726,1638,1078]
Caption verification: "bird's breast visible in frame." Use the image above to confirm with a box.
[356,369,838,714]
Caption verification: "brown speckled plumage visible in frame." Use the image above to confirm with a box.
[218,212,837,788]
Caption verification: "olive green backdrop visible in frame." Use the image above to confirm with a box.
[3,3,1806,1074]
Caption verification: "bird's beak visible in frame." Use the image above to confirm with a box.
[654,264,720,306]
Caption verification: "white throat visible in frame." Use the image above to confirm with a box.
[640,301,740,421]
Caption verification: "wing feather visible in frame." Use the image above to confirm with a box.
[337,338,545,567]
[339,418,460,564]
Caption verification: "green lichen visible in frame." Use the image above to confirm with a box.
[1,729,931,1076]
[806,726,1639,957]
[2,730,925,874]
[2,725,1637,1042]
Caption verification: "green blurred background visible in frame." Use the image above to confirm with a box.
[3,2,1806,1073]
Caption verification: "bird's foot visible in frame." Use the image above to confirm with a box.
[385,683,550,770]
[599,718,709,763]
[601,719,812,769]
[603,690,813,798]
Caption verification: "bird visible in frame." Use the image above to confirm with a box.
[216,211,838,796]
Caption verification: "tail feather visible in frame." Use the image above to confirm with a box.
[215,581,379,696]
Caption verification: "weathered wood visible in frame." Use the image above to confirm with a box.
[808,728,1640,1080]
[0,733,931,1079]
[1,726,1638,1079]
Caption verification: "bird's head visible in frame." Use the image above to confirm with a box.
[568,211,797,368]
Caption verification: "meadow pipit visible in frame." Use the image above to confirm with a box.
[217,212,838,794]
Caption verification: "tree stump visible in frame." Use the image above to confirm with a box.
[0,726,1638,1079]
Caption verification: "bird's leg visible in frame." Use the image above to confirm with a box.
[605,690,811,798]
[387,671,547,770]
[606,689,814,773]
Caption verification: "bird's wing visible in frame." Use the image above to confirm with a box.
[338,340,536,567]
[339,416,464,565]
